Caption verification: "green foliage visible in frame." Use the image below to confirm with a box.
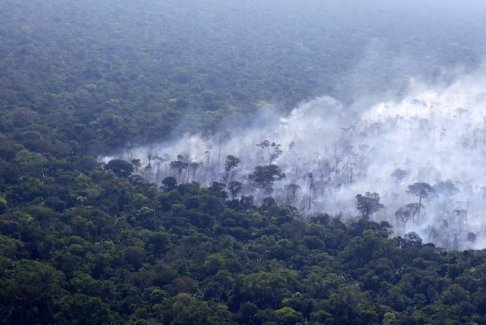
[0,260,65,324]
[249,164,286,193]
[355,192,384,219]
[274,307,303,325]
[105,159,134,178]
[164,293,217,325]
[0,197,6,213]
[55,294,117,325]
[162,177,178,191]
[0,1,486,324]
[0,159,486,323]
[15,149,48,175]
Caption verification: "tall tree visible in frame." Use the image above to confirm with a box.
[355,192,384,219]
[228,181,243,199]
[224,155,240,182]
[407,182,435,219]
[170,155,189,183]
[257,140,283,164]
[249,164,285,194]
[395,203,421,228]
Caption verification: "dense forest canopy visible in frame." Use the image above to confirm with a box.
[2,0,486,150]
[2,0,486,324]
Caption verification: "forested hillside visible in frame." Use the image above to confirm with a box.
[2,0,486,324]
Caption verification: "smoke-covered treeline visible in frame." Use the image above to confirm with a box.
[108,67,486,250]
[5,0,486,323]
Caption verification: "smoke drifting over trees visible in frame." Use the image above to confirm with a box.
[6,0,486,323]
[107,67,486,250]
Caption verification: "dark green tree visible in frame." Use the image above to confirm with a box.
[407,182,435,218]
[355,192,384,219]
[249,164,285,194]
[105,159,134,178]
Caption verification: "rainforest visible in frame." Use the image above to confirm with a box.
[2,0,486,324]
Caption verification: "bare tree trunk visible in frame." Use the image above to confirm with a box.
[217,140,222,180]
[417,196,422,220]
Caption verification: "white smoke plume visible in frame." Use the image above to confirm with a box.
[106,67,486,250]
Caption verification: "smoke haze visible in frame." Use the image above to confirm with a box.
[106,65,486,250]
